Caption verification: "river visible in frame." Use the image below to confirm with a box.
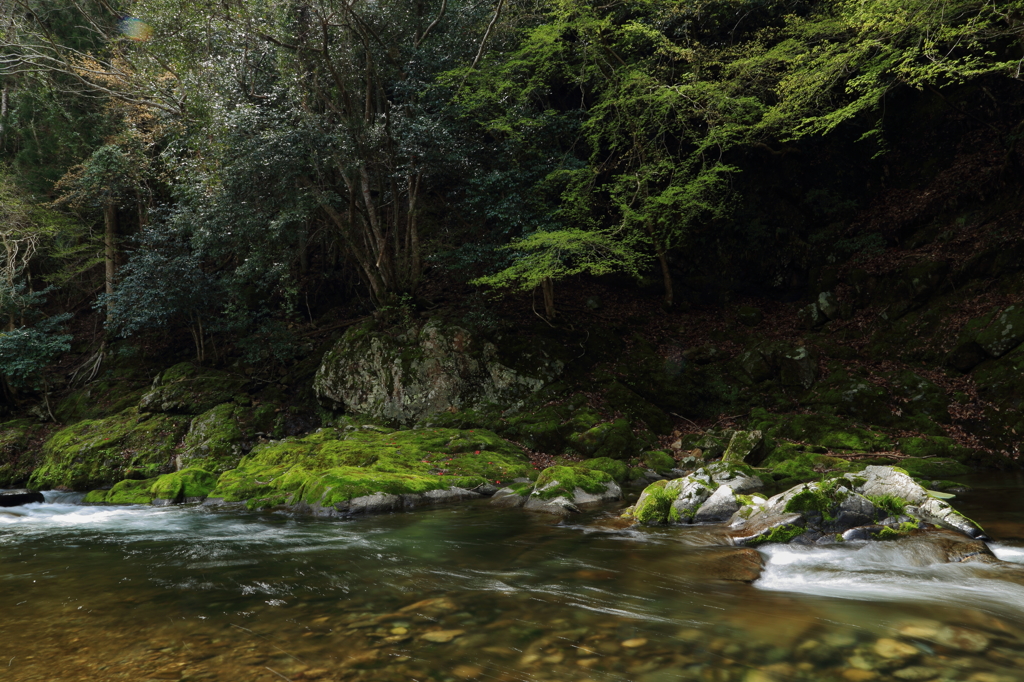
[3,473,1024,681]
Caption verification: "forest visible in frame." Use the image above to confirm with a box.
[5,2,1024,682]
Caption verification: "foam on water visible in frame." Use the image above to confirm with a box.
[757,538,1024,618]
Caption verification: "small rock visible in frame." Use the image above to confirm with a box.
[399,597,458,613]
[896,620,941,640]
[892,667,940,681]
[621,638,648,648]
[420,629,465,643]
[842,670,878,682]
[453,665,483,679]
[933,626,989,653]
[874,638,919,659]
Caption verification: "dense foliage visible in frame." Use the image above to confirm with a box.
[0,0,1022,395]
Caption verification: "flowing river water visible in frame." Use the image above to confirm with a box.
[4,474,1024,682]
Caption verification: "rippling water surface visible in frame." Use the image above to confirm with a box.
[2,476,1024,681]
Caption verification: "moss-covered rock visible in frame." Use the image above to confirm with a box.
[603,380,671,434]
[890,372,950,424]
[56,379,148,424]
[567,418,639,459]
[179,402,280,473]
[85,477,158,505]
[721,430,766,465]
[522,465,620,514]
[973,343,1024,409]
[808,369,893,425]
[750,408,892,452]
[150,468,220,504]
[28,408,190,491]
[973,305,1024,358]
[640,450,676,474]
[139,363,249,415]
[498,405,571,452]
[314,319,562,426]
[576,456,630,482]
[206,426,532,513]
[0,419,55,487]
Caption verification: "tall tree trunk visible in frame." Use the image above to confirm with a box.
[104,200,117,321]
[657,251,674,308]
[541,277,556,320]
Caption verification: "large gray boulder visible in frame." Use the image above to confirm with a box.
[314,320,562,425]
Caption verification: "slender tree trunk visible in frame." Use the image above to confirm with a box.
[104,200,117,321]
[541,277,556,320]
[0,84,8,148]
[657,251,674,308]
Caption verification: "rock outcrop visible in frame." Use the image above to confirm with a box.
[314,320,563,425]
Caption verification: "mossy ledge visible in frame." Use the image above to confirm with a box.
[205,426,532,514]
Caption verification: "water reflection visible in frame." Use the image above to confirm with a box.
[0,485,1023,681]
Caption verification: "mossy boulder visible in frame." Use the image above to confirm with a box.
[85,467,219,505]
[56,379,148,424]
[809,370,893,425]
[0,419,55,487]
[640,450,676,474]
[890,371,950,424]
[567,418,639,459]
[897,436,976,472]
[575,456,630,482]
[750,409,892,452]
[28,408,191,491]
[973,305,1024,359]
[735,342,819,389]
[721,430,766,465]
[206,426,532,514]
[313,319,562,426]
[973,344,1024,409]
[85,477,159,505]
[602,380,672,434]
[522,465,620,514]
[150,468,219,504]
[179,402,280,473]
[139,363,249,415]
[498,406,570,453]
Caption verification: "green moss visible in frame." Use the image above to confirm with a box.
[641,450,676,474]
[603,380,672,434]
[873,526,900,540]
[206,427,532,510]
[103,477,159,505]
[576,457,629,481]
[180,402,280,474]
[140,362,249,414]
[28,408,190,491]
[0,419,54,487]
[55,380,148,424]
[567,418,639,459]
[532,465,614,500]
[750,408,892,452]
[749,524,805,546]
[83,489,110,504]
[630,480,676,525]
[764,442,862,488]
[151,468,219,502]
[867,494,908,518]
[784,479,848,519]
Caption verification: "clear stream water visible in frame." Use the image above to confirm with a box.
[3,474,1024,682]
